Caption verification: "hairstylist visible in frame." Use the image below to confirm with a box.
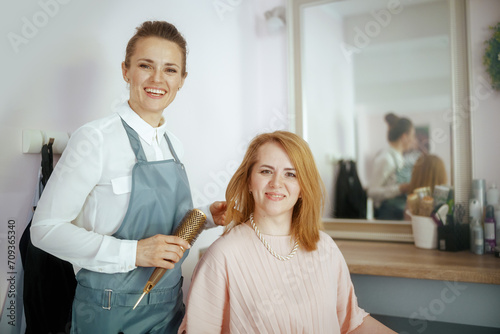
[368,113,417,220]
[31,21,226,333]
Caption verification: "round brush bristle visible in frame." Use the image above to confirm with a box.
[173,209,207,244]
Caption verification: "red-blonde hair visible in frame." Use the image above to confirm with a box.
[408,154,447,194]
[224,131,326,251]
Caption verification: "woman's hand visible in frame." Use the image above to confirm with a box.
[210,201,227,226]
[399,182,411,194]
[135,234,191,269]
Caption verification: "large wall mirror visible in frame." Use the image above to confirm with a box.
[287,0,472,241]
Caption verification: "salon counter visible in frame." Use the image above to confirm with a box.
[334,240,500,284]
[332,239,500,330]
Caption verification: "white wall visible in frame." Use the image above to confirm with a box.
[0,1,287,332]
[468,0,500,190]
[302,6,356,217]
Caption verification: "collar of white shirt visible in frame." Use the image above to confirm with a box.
[116,101,168,146]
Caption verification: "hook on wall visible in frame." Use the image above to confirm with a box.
[22,129,70,154]
[264,6,286,32]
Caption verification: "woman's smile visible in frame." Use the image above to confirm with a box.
[144,87,167,97]
[265,192,286,201]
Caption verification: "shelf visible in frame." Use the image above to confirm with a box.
[335,240,500,285]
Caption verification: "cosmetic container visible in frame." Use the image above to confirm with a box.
[487,183,499,207]
[470,218,484,255]
[484,205,497,253]
[472,179,487,208]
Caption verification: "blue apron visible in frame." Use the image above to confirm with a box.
[71,119,193,334]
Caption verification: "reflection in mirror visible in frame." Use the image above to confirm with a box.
[300,0,453,220]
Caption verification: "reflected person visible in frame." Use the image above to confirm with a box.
[368,113,417,220]
[405,154,448,219]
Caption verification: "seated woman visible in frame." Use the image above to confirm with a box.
[405,154,448,218]
[180,131,395,333]
[408,154,447,195]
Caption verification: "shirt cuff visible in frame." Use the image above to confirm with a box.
[120,239,138,272]
[390,184,402,196]
[198,204,216,229]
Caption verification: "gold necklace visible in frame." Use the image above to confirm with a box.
[249,213,299,261]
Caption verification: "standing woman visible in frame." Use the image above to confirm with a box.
[31,21,226,333]
[368,113,417,220]
[180,131,395,333]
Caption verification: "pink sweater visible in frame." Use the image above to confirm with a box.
[180,223,368,333]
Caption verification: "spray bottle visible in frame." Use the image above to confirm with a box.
[487,183,500,247]
[469,199,484,255]
[484,205,497,253]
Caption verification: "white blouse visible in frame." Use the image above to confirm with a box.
[367,147,404,209]
[31,101,213,274]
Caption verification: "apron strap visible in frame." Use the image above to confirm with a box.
[120,117,182,164]
[120,118,148,163]
[163,132,180,163]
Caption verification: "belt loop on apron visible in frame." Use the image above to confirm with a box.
[102,289,113,310]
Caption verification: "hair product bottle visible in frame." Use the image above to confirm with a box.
[470,218,484,255]
[487,183,499,208]
[472,179,486,217]
[484,205,497,253]
[486,183,500,246]
[470,199,484,255]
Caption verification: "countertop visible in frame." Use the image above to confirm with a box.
[335,240,500,284]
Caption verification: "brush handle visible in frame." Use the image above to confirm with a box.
[143,268,167,293]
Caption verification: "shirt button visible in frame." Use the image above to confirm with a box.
[98,268,103,272]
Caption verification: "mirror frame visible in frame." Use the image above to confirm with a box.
[287,0,472,242]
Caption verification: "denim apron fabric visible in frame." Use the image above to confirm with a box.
[396,157,413,185]
[71,119,193,334]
